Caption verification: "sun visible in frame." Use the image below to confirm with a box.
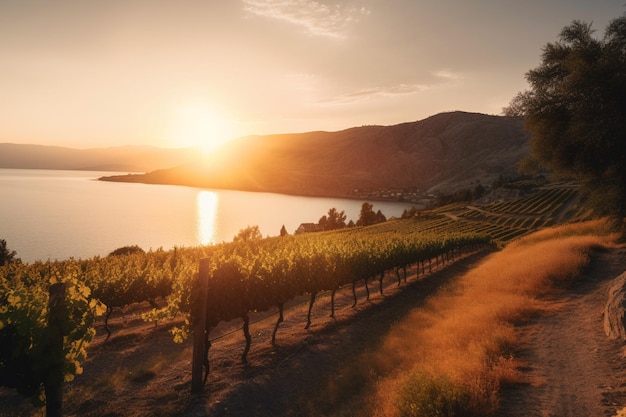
[171,104,236,154]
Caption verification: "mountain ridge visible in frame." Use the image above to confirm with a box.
[101,111,530,197]
[0,143,198,173]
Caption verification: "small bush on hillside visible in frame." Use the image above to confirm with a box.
[108,245,145,256]
[396,370,472,417]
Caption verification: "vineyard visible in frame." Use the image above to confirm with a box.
[0,182,588,414]
[427,183,585,244]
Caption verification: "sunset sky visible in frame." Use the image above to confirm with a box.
[1,1,623,150]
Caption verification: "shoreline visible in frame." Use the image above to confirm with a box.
[97,172,429,206]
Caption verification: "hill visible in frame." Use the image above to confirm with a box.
[0,143,198,173]
[100,111,530,198]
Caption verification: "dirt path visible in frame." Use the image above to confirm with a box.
[499,247,626,417]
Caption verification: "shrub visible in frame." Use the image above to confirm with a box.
[108,245,145,256]
[396,370,472,417]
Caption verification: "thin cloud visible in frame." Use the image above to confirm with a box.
[320,83,431,104]
[433,69,463,81]
[320,71,464,105]
[242,0,369,39]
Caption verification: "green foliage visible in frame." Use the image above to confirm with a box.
[0,239,19,267]
[0,182,585,404]
[402,206,421,219]
[581,180,626,217]
[438,185,487,205]
[167,225,489,342]
[517,155,544,176]
[108,245,145,256]
[357,202,386,226]
[318,207,347,231]
[233,225,263,242]
[0,218,491,398]
[0,267,105,404]
[396,371,472,417]
[506,12,626,214]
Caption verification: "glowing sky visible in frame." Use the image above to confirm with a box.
[1,1,623,149]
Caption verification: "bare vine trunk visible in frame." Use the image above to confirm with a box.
[272,303,284,346]
[242,314,251,364]
[305,292,316,329]
[203,333,212,386]
[104,306,114,340]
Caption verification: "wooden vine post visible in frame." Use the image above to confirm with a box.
[191,258,210,393]
[45,282,66,417]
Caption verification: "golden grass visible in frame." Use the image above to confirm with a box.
[328,219,619,417]
[61,351,173,417]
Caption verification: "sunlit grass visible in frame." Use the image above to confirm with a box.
[61,352,174,417]
[323,218,619,416]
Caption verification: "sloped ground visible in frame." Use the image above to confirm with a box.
[499,247,626,417]
[2,245,625,417]
[0,250,489,417]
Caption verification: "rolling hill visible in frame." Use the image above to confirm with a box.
[0,143,198,173]
[101,111,530,197]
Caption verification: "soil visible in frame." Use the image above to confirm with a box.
[498,246,626,417]
[2,246,626,417]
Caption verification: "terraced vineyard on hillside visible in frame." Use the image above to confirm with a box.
[402,183,587,245]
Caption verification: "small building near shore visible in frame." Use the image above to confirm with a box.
[295,223,320,234]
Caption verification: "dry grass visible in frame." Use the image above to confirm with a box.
[323,219,619,417]
[61,351,173,413]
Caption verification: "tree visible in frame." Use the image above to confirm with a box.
[318,207,347,231]
[356,202,375,226]
[279,225,288,237]
[0,239,18,266]
[473,184,486,200]
[504,13,626,214]
[357,202,386,226]
[375,210,387,224]
[233,225,262,242]
[401,206,420,219]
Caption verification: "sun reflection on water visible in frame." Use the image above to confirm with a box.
[197,191,218,245]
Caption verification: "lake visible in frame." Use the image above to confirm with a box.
[0,169,415,263]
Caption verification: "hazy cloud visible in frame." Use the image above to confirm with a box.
[433,69,463,81]
[320,71,465,105]
[242,0,369,39]
[320,83,430,104]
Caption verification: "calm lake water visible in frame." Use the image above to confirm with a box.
[0,169,415,263]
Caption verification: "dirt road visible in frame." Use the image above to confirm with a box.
[499,247,626,417]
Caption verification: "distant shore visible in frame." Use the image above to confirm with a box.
[98,172,429,206]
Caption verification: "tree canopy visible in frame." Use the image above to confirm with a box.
[318,208,347,231]
[505,13,626,214]
[0,239,19,266]
[233,225,263,242]
[356,202,386,227]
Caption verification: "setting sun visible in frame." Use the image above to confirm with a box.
[170,104,236,153]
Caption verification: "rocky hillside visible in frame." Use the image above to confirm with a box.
[101,111,530,197]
